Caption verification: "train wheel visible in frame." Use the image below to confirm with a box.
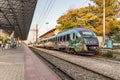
[72,49,77,54]
[73,51,77,55]
[64,48,67,53]
[66,48,70,54]
[69,48,74,54]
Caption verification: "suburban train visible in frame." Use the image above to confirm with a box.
[37,27,99,55]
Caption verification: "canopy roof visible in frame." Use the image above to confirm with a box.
[0,0,37,40]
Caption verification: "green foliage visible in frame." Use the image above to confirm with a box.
[90,0,120,35]
[56,7,98,32]
[3,38,10,43]
[0,34,10,43]
[0,34,3,39]
[102,51,113,58]
[112,32,120,41]
[56,0,120,36]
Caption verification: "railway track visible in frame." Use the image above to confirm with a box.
[30,47,74,80]
[30,47,115,80]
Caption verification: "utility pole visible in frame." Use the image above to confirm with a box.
[103,0,106,45]
[36,24,38,42]
[30,24,38,42]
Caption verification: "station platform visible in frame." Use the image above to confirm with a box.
[0,44,60,80]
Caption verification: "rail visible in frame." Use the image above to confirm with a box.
[31,47,115,80]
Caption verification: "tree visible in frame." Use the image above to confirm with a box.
[90,0,120,35]
[56,7,98,32]
[112,32,120,41]
[3,38,10,43]
[0,34,3,42]
[56,0,120,36]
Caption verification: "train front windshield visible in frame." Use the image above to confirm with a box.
[79,30,98,45]
[79,30,97,38]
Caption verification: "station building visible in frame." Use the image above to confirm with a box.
[39,28,60,40]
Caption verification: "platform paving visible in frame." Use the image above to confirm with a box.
[24,45,60,80]
[0,47,24,80]
[0,44,60,80]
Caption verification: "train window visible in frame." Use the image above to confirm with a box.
[63,36,65,41]
[62,36,63,41]
[53,38,54,41]
[79,31,96,37]
[70,33,76,40]
[63,35,66,41]
[65,35,67,41]
[52,38,54,41]
[58,37,60,42]
[70,34,73,40]
[57,37,59,42]
[60,36,62,41]
[59,37,60,41]
[52,39,53,41]
[76,35,78,38]
[66,34,70,41]
[57,38,58,41]
[55,37,57,41]
[44,40,46,42]
[73,33,76,40]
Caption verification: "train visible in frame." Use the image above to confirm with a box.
[37,27,99,55]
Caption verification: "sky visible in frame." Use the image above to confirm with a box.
[27,0,93,42]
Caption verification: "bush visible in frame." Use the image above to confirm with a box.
[102,51,113,58]
[3,38,10,43]
[112,32,120,41]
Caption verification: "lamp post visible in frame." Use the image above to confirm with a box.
[46,22,49,32]
[36,24,38,42]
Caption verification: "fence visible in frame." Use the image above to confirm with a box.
[112,41,120,48]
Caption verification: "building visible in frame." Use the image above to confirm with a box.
[39,28,60,40]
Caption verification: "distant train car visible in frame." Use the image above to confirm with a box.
[45,36,56,49]
[36,39,45,48]
[38,27,99,55]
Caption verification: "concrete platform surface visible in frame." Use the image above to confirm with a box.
[24,45,60,80]
[0,44,60,80]
[0,47,24,80]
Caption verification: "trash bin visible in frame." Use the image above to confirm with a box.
[106,40,112,48]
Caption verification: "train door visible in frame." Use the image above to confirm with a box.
[70,32,76,48]
[54,37,57,49]
[70,32,85,52]
[56,36,62,50]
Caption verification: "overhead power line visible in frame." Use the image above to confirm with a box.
[36,0,48,24]
[37,0,54,26]
[36,0,56,36]
[38,0,56,30]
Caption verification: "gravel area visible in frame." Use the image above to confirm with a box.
[35,47,120,80]
[100,48,120,61]
[32,48,114,80]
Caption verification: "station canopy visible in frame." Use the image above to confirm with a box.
[0,0,37,40]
